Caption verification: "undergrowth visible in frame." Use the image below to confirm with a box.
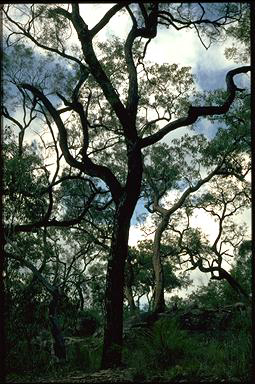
[123,312,252,382]
[6,310,252,382]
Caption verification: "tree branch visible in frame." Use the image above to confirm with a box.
[19,83,122,203]
[6,197,93,235]
[6,252,55,294]
[139,66,251,148]
[90,3,129,38]
[3,6,84,67]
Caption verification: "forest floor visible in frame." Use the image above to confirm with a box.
[6,368,245,384]
[7,368,134,383]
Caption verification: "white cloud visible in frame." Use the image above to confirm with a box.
[129,214,155,247]
[146,27,199,67]
[190,208,219,244]
[79,3,131,41]
[128,225,146,247]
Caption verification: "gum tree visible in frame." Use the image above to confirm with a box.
[3,3,251,368]
[141,90,250,313]
[183,175,250,301]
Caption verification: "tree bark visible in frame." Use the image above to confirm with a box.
[124,253,137,313]
[101,211,130,369]
[152,214,169,314]
[49,288,67,361]
[101,147,143,368]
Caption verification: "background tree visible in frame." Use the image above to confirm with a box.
[163,169,250,303]
[188,239,251,308]
[127,240,190,312]
[140,129,249,312]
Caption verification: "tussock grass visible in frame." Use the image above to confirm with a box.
[123,312,252,382]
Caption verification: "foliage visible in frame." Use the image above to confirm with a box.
[224,4,250,63]
[124,317,193,378]
[75,308,101,337]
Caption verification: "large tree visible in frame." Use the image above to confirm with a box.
[3,3,250,368]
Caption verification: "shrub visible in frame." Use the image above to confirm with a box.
[67,341,90,370]
[123,317,195,379]
[6,338,52,374]
[76,309,101,337]
[66,335,103,372]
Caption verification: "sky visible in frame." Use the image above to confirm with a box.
[4,4,251,302]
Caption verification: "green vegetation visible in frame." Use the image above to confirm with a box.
[122,302,252,382]
[6,301,252,382]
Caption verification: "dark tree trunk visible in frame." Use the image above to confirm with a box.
[49,288,66,361]
[101,213,130,369]
[101,147,143,369]
[218,268,249,301]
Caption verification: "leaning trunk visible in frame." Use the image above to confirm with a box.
[124,286,137,313]
[219,268,249,301]
[49,288,66,361]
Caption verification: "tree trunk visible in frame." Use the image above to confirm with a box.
[218,268,249,301]
[101,142,143,369]
[49,288,66,361]
[124,286,137,312]
[124,253,137,312]
[76,283,84,311]
[101,213,130,369]
[152,215,169,314]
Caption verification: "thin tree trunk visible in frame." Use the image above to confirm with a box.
[124,253,137,312]
[76,283,84,311]
[152,215,169,314]
[49,288,66,361]
[124,286,136,312]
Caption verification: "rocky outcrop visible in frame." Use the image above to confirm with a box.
[124,302,249,334]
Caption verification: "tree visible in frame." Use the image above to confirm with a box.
[163,165,250,303]
[185,176,250,300]
[3,3,250,368]
[141,137,225,313]
[224,4,250,63]
[127,240,190,311]
[188,239,252,308]
[141,121,250,312]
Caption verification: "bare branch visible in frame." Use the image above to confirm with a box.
[90,3,129,38]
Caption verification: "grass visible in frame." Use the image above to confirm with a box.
[123,312,252,382]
